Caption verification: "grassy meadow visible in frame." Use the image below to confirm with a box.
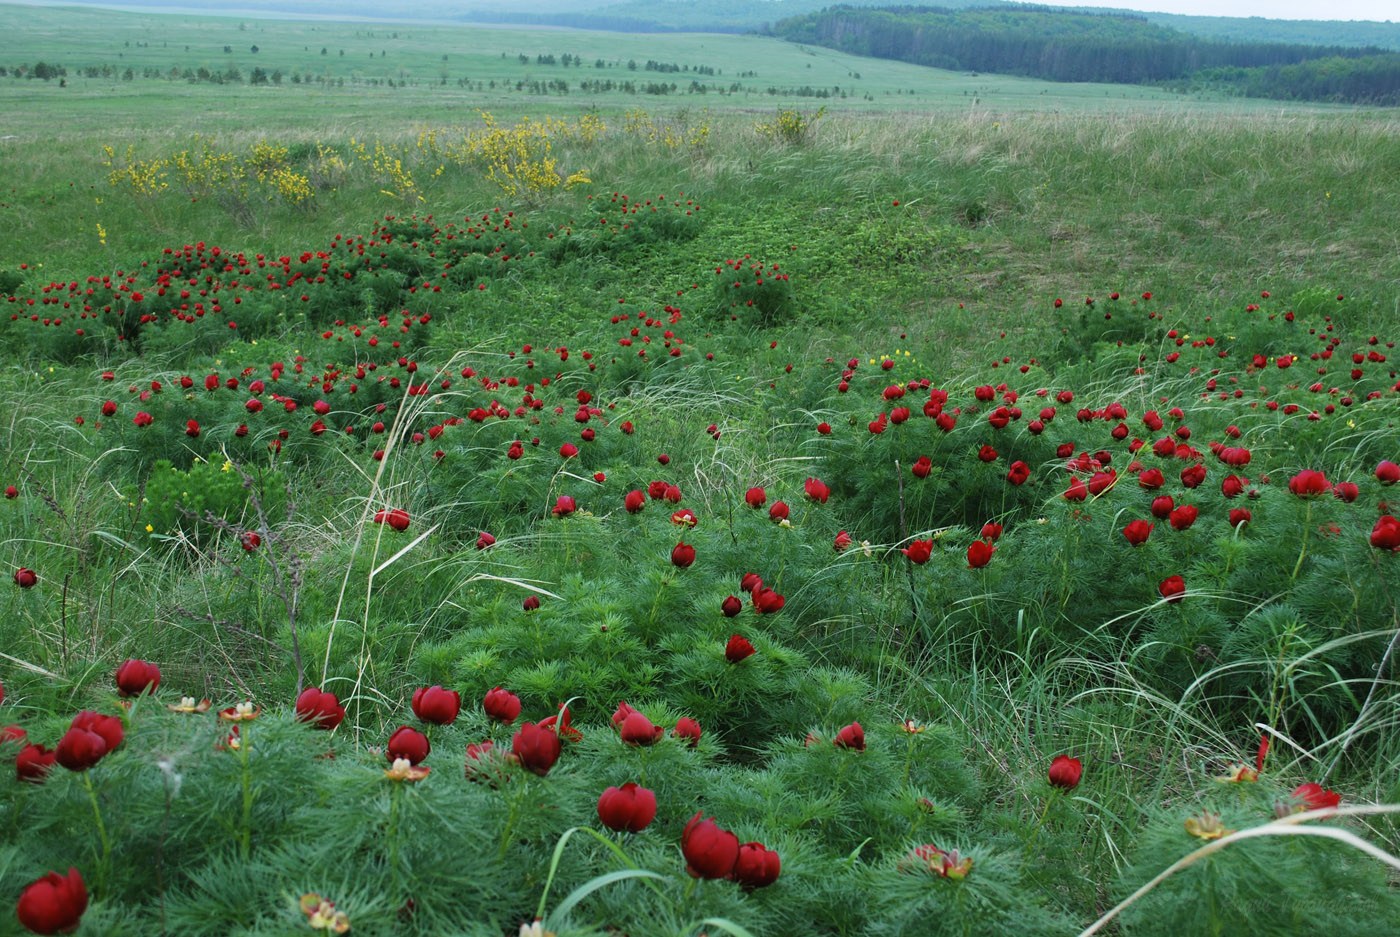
[1,4,1399,936]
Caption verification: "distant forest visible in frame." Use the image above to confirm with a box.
[772,6,1400,105]
[39,1,1400,51]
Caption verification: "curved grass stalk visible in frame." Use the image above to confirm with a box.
[535,825,669,927]
[1078,804,1400,937]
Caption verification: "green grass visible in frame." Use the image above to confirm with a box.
[0,2,1367,141]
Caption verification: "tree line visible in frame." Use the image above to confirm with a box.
[771,6,1400,104]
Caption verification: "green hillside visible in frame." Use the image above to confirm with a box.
[1144,11,1400,52]
[2,2,1266,144]
[772,6,1400,105]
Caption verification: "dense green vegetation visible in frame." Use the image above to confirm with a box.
[773,6,1400,104]
[2,8,1400,937]
[1142,12,1400,52]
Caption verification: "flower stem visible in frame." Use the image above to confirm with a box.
[387,781,403,891]
[239,724,253,860]
[1290,501,1313,582]
[1023,795,1054,860]
[498,786,523,861]
[83,771,111,892]
[646,574,671,632]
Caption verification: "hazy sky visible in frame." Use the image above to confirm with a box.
[1013,0,1395,20]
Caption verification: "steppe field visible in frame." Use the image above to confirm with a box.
[1,4,1399,935]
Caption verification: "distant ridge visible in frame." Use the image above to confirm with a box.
[9,0,1400,48]
[773,6,1400,104]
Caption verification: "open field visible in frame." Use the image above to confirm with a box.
[1,5,1399,937]
[0,1,1369,140]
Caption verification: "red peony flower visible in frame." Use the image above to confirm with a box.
[753,588,785,614]
[733,841,782,889]
[671,541,696,568]
[1048,753,1082,790]
[721,594,743,617]
[294,687,345,730]
[624,490,646,513]
[1137,468,1165,489]
[681,812,740,879]
[373,508,411,531]
[619,710,664,746]
[1169,504,1198,531]
[744,486,766,509]
[725,634,756,663]
[673,716,702,748]
[114,659,161,697]
[510,722,561,776]
[475,531,496,550]
[1229,508,1252,528]
[1150,495,1175,519]
[1292,781,1341,810]
[611,701,636,729]
[1370,515,1400,551]
[14,567,37,588]
[804,477,830,503]
[411,685,460,726]
[1123,519,1153,546]
[240,531,261,552]
[16,743,57,783]
[1088,470,1118,497]
[1006,460,1030,486]
[597,782,657,833]
[834,530,853,551]
[1376,460,1400,485]
[833,721,865,751]
[671,508,698,527]
[54,727,111,772]
[1288,469,1330,497]
[522,594,541,611]
[386,725,430,765]
[16,867,88,936]
[539,702,583,742]
[53,711,123,772]
[551,495,576,518]
[1159,575,1186,603]
[768,501,789,523]
[483,686,522,724]
[1180,464,1206,489]
[967,540,995,568]
[903,539,933,564]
